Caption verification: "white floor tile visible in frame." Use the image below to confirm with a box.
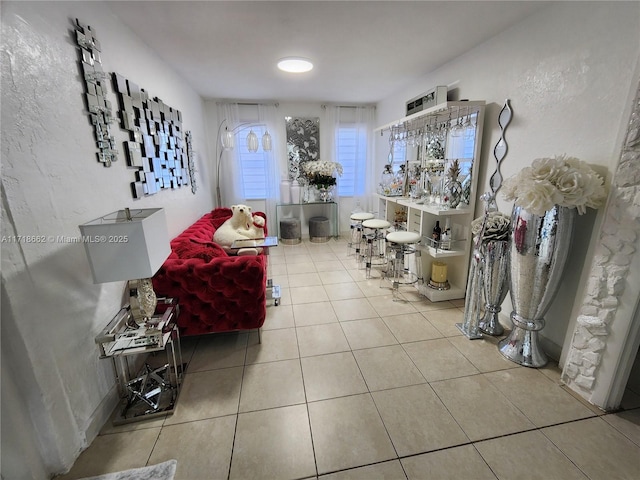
[230,405,316,480]
[297,323,351,357]
[301,351,368,402]
[293,301,338,327]
[308,394,396,475]
[150,416,236,480]
[239,359,306,412]
[245,328,299,364]
[341,317,398,350]
[353,345,426,391]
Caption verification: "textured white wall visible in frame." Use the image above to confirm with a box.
[1,2,213,478]
[562,77,640,410]
[376,2,640,357]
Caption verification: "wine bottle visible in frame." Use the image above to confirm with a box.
[441,218,451,250]
[432,221,441,242]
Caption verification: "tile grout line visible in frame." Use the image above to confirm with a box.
[293,310,320,479]
[224,333,250,480]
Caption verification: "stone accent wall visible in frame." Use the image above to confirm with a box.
[562,81,640,397]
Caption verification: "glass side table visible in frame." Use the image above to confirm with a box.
[95,298,184,425]
[275,201,339,240]
[230,236,281,306]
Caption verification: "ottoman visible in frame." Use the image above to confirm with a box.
[309,216,330,243]
[280,218,301,245]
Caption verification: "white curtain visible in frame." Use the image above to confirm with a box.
[323,105,377,210]
[321,105,339,203]
[216,102,282,233]
[216,102,242,207]
[321,105,338,164]
[352,106,376,209]
[257,103,282,233]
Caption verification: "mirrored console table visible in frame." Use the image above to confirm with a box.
[95,298,183,424]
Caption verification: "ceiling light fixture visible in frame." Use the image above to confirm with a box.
[277,57,313,73]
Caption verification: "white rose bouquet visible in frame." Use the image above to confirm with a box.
[302,160,343,189]
[471,211,511,242]
[502,155,606,216]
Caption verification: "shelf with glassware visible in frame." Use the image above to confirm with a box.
[377,195,472,301]
[375,100,485,302]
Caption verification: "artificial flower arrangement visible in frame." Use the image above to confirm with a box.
[471,211,511,242]
[302,160,343,189]
[502,155,606,216]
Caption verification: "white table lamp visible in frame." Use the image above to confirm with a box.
[79,208,171,323]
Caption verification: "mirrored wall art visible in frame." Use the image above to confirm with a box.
[285,117,319,182]
[113,73,189,198]
[185,131,197,194]
[74,19,117,166]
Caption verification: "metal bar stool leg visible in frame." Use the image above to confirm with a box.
[384,231,422,302]
[349,213,375,258]
[365,233,374,278]
[392,248,403,300]
[356,224,365,266]
[361,219,391,279]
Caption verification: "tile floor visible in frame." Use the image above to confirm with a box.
[59,238,640,480]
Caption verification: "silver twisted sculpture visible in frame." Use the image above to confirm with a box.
[457,100,512,339]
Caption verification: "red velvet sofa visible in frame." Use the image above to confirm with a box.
[152,208,268,336]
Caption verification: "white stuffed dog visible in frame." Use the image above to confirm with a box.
[213,204,265,253]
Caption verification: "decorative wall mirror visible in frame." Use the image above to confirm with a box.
[286,117,319,182]
[74,19,117,167]
[113,73,190,198]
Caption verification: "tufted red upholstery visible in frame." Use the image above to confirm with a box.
[152,208,268,336]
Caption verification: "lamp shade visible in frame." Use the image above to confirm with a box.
[262,130,272,151]
[246,129,259,152]
[79,208,171,284]
[221,128,235,150]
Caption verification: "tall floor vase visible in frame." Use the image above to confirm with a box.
[498,205,576,367]
[478,240,510,336]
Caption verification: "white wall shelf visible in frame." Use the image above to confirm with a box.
[375,100,486,133]
[393,197,473,216]
[418,245,466,259]
[424,282,466,302]
[376,101,485,302]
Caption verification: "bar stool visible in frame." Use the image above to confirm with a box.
[383,231,422,300]
[347,212,374,258]
[361,218,391,278]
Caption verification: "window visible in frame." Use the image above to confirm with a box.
[235,124,268,199]
[336,125,368,196]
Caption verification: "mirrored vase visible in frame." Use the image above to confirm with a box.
[318,186,334,202]
[499,205,576,367]
[478,240,510,336]
[458,247,484,340]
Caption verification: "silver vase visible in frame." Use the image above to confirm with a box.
[318,186,334,202]
[478,240,510,336]
[457,248,484,340]
[499,205,576,367]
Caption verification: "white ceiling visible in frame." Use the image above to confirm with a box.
[108,1,549,104]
